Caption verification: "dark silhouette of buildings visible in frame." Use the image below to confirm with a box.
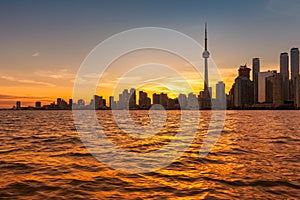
[138,91,151,109]
[266,73,283,107]
[35,101,41,108]
[229,65,253,108]
[280,52,290,102]
[295,75,300,108]
[16,101,21,110]
[291,48,299,102]
[252,58,260,104]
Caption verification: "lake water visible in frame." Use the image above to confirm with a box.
[0,110,299,199]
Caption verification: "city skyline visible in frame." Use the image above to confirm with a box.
[1,0,300,108]
[2,44,300,109]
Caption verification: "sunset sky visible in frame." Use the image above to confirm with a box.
[1,0,300,108]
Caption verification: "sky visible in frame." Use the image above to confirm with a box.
[0,0,300,108]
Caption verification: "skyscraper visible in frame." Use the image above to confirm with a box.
[252,58,260,104]
[129,88,136,109]
[138,91,150,109]
[291,48,299,101]
[266,73,283,107]
[216,81,226,109]
[291,48,299,80]
[152,93,160,104]
[230,65,253,108]
[280,52,289,101]
[258,70,277,103]
[295,74,300,108]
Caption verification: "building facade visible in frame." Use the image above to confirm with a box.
[252,58,260,104]
[266,73,283,107]
[280,52,290,102]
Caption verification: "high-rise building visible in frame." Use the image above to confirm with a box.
[167,98,176,109]
[216,81,226,109]
[152,93,160,104]
[252,58,260,104]
[57,98,68,109]
[295,74,300,108]
[116,89,131,109]
[291,48,299,80]
[69,99,73,107]
[109,96,116,109]
[159,93,168,108]
[129,88,136,109]
[291,48,299,101]
[230,65,253,108]
[258,70,277,103]
[93,95,101,109]
[139,91,150,109]
[280,52,290,101]
[266,73,283,107]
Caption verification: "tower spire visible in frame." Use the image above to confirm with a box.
[205,22,207,51]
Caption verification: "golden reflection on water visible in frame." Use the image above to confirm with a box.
[0,110,299,199]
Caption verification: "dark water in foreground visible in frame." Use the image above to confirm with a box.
[0,110,299,199]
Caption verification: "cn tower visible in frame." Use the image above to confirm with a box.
[202,22,210,92]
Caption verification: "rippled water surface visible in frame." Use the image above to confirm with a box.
[0,110,299,199]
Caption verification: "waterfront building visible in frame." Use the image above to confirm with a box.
[295,74,300,108]
[159,93,168,108]
[280,52,290,101]
[16,101,21,110]
[109,96,116,109]
[258,70,277,103]
[129,88,136,109]
[35,101,41,108]
[93,95,101,109]
[57,98,68,109]
[139,91,150,109]
[216,81,226,109]
[69,99,73,107]
[152,93,160,105]
[230,65,253,108]
[291,48,299,101]
[266,73,284,107]
[252,58,260,104]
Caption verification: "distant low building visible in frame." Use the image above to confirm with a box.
[35,101,41,108]
[16,101,21,110]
